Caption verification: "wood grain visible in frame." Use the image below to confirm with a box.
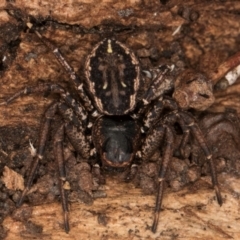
[0,1,240,239]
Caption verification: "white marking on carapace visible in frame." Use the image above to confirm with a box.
[103,81,108,89]
[84,40,106,112]
[107,39,113,53]
[121,81,127,87]
[85,39,140,114]
[116,41,140,114]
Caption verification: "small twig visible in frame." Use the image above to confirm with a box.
[210,51,240,85]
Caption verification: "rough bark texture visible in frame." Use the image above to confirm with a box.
[0,0,240,239]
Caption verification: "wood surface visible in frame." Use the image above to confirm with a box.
[0,1,240,239]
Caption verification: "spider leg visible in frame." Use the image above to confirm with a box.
[58,101,91,159]
[0,84,64,105]
[0,83,88,121]
[17,102,58,206]
[151,126,174,233]
[141,122,174,233]
[29,27,93,112]
[14,89,90,232]
[179,128,191,158]
[53,123,70,233]
[124,164,138,182]
[179,111,223,205]
[55,95,95,228]
[140,97,177,130]
[171,110,222,205]
[164,110,222,205]
[64,122,90,159]
[141,97,188,157]
[141,95,222,232]
[142,65,174,104]
[65,121,97,195]
[59,103,99,196]
[141,125,165,160]
[50,101,93,233]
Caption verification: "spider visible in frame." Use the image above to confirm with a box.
[0,26,225,233]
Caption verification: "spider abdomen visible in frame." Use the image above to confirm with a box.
[92,115,141,167]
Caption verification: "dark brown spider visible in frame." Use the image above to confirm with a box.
[2,23,236,234]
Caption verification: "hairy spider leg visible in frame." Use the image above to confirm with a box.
[142,97,177,128]
[179,112,223,206]
[142,65,174,104]
[51,113,93,233]
[139,84,222,232]
[191,111,240,164]
[174,111,222,206]
[57,101,101,231]
[17,102,58,207]
[124,164,139,182]
[0,83,88,122]
[53,124,70,232]
[19,102,91,232]
[31,28,94,113]
[2,86,68,208]
[58,101,91,158]
[178,127,191,158]
[141,96,189,158]
[0,83,92,232]
[142,89,222,205]
[52,104,92,232]
[151,126,174,233]
[64,122,91,159]
[0,84,64,105]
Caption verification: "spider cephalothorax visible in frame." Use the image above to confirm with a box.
[85,38,140,115]
[1,26,225,234]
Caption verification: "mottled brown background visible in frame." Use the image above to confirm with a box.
[0,0,240,239]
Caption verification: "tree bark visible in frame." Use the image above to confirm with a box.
[0,1,240,239]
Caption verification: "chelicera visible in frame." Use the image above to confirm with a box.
[1,27,225,233]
